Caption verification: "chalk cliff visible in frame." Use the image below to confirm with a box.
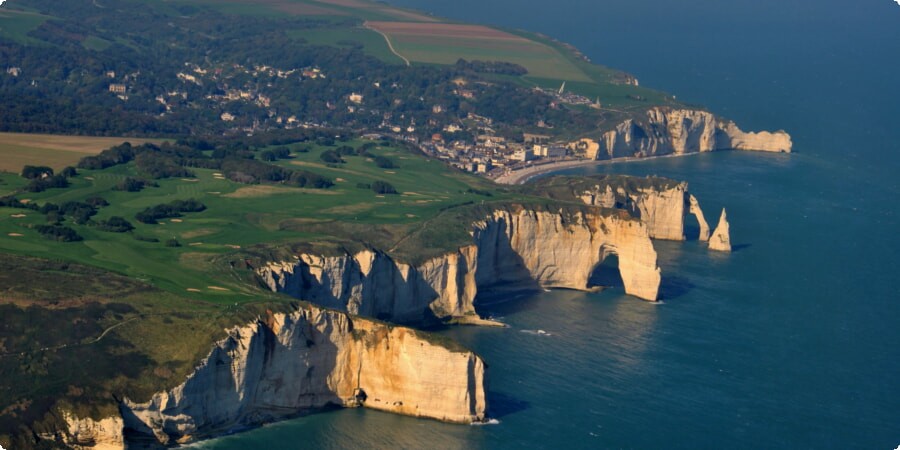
[689,194,711,242]
[586,107,792,159]
[60,413,124,450]
[529,175,719,243]
[259,206,662,325]
[709,209,732,252]
[59,305,486,448]
[259,247,479,325]
[575,180,687,241]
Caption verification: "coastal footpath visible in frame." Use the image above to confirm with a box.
[55,305,486,448]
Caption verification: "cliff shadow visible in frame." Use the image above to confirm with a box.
[473,221,543,308]
[588,254,625,290]
[684,211,703,241]
[486,391,530,419]
[731,243,752,252]
[657,274,695,300]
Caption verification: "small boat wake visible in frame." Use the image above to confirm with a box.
[520,329,552,336]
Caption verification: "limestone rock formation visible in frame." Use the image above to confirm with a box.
[472,208,661,301]
[576,180,687,241]
[259,206,662,325]
[709,209,732,252]
[61,306,487,447]
[688,194,711,241]
[590,107,792,159]
[62,413,124,450]
[259,246,479,325]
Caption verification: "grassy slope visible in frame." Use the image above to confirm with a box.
[0,9,50,44]
[0,139,528,299]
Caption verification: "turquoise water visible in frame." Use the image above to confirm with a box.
[201,1,899,448]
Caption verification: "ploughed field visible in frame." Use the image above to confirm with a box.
[0,133,164,173]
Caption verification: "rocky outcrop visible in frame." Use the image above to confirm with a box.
[61,413,124,450]
[259,206,662,325]
[709,209,732,252]
[688,194,711,241]
[587,107,792,159]
[472,208,661,301]
[109,306,486,447]
[577,180,687,241]
[259,247,479,325]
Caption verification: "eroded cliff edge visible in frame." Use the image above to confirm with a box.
[258,205,662,326]
[58,305,486,449]
[580,107,792,159]
[526,175,731,249]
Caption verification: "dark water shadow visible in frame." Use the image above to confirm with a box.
[588,254,624,289]
[658,274,695,300]
[473,287,543,318]
[731,243,752,252]
[486,391,530,419]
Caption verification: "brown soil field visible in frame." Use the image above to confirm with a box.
[0,132,163,172]
[367,21,527,41]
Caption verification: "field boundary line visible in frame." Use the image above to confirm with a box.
[364,22,410,66]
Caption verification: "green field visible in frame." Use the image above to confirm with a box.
[0,9,50,43]
[0,139,526,301]
[288,27,405,64]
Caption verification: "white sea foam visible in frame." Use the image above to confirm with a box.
[470,418,501,426]
[520,329,552,336]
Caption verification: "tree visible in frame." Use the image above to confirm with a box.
[371,180,398,194]
[21,165,54,179]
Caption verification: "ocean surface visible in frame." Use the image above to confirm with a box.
[199,0,900,448]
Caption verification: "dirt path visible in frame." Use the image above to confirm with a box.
[364,22,410,66]
[0,317,139,359]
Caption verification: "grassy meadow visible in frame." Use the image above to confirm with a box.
[0,138,527,303]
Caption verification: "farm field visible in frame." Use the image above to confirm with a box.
[0,133,165,173]
[366,21,592,82]
[288,26,405,64]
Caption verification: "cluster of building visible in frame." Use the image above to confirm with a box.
[421,130,573,175]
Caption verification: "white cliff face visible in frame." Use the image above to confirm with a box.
[717,121,793,153]
[688,194,711,242]
[472,208,661,301]
[117,306,486,446]
[709,209,732,252]
[593,107,792,159]
[61,413,124,450]
[259,247,479,324]
[578,182,687,241]
[258,207,663,323]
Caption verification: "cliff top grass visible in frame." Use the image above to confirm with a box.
[525,174,685,203]
[0,137,535,299]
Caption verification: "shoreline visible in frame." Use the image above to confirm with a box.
[492,152,701,185]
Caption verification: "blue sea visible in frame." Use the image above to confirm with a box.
[199,0,900,448]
